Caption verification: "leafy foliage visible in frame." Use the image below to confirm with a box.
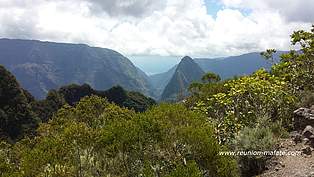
[0,65,38,141]
[201,72,221,83]
[297,90,314,108]
[32,84,156,122]
[271,25,314,94]
[0,96,239,177]
[0,141,17,176]
[32,90,66,122]
[235,123,276,177]
[185,26,314,176]
[58,84,156,112]
[191,69,295,143]
[261,49,277,64]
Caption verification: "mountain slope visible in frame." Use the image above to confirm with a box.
[160,56,204,101]
[149,65,177,98]
[195,52,284,79]
[0,38,153,99]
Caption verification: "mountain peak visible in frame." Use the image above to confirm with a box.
[181,56,194,62]
[177,56,199,70]
[160,56,204,101]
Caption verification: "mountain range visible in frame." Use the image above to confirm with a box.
[194,52,283,79]
[0,38,285,102]
[0,38,154,99]
[149,52,283,100]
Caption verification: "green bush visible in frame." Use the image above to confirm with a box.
[271,26,314,95]
[235,124,276,177]
[140,104,239,177]
[269,120,290,138]
[297,90,314,108]
[192,69,295,144]
[166,161,202,177]
[0,96,239,177]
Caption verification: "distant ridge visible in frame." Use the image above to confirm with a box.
[149,52,285,100]
[194,51,284,79]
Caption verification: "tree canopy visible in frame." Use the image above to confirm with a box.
[0,65,38,141]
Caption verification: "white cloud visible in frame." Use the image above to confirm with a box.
[220,0,314,23]
[0,0,312,57]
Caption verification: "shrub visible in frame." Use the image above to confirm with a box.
[235,124,276,177]
[271,26,314,95]
[269,120,290,138]
[140,104,239,177]
[1,97,239,177]
[192,69,295,144]
[297,90,314,108]
[0,141,15,177]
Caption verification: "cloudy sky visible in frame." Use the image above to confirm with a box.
[0,0,312,57]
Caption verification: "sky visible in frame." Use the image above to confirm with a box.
[0,0,313,59]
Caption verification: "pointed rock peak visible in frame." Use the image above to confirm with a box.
[178,56,198,68]
[160,55,205,101]
[181,56,194,62]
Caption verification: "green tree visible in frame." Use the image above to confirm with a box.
[261,49,277,64]
[271,25,314,94]
[192,69,295,143]
[0,65,38,140]
[188,82,203,95]
[32,90,66,122]
[201,72,221,84]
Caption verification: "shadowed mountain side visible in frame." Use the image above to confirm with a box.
[160,56,205,102]
[149,65,177,98]
[0,38,154,99]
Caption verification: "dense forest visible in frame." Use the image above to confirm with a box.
[0,26,314,176]
[0,68,155,142]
